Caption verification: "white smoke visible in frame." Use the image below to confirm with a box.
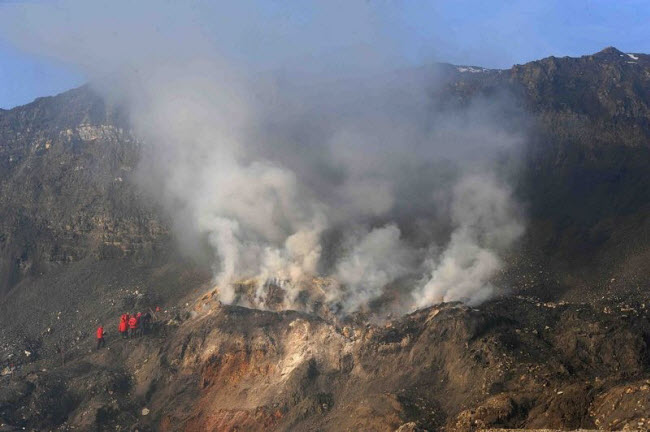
[333,224,416,313]
[0,1,526,315]
[413,175,524,307]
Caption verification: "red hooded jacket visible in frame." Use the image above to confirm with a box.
[96,326,104,339]
[128,316,138,329]
[119,317,128,333]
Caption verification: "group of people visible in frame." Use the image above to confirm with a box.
[96,307,161,350]
[118,312,152,339]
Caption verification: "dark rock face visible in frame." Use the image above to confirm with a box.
[508,48,650,288]
[0,86,167,294]
[441,48,650,294]
[1,48,650,431]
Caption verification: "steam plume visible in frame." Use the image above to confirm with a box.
[0,1,526,315]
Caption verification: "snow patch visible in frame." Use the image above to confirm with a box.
[627,53,639,60]
[456,66,488,73]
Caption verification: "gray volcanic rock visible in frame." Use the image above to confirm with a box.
[0,86,167,295]
[440,47,650,300]
[2,294,649,431]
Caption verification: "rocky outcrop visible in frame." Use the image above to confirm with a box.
[434,48,650,298]
[0,86,167,295]
[2,292,649,431]
[149,295,650,431]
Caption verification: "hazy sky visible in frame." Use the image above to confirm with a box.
[1,0,649,109]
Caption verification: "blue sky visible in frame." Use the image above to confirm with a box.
[1,0,649,109]
[0,38,85,109]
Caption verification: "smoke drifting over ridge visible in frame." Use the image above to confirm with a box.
[1,1,526,315]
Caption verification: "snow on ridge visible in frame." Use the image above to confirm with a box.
[456,66,489,73]
[627,53,639,60]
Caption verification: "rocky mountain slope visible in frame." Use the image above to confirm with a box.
[1,47,650,431]
[2,290,650,431]
[0,86,167,294]
[440,47,650,298]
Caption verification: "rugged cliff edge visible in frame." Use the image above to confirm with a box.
[2,291,650,431]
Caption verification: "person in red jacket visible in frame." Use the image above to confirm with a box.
[96,325,105,350]
[119,314,128,339]
[128,314,139,338]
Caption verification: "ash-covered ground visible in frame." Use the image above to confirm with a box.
[2,277,650,431]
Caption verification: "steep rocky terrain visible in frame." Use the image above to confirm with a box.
[2,291,650,431]
[1,48,650,431]
[0,86,167,294]
[457,47,650,299]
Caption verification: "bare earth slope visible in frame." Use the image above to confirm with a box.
[2,292,650,431]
